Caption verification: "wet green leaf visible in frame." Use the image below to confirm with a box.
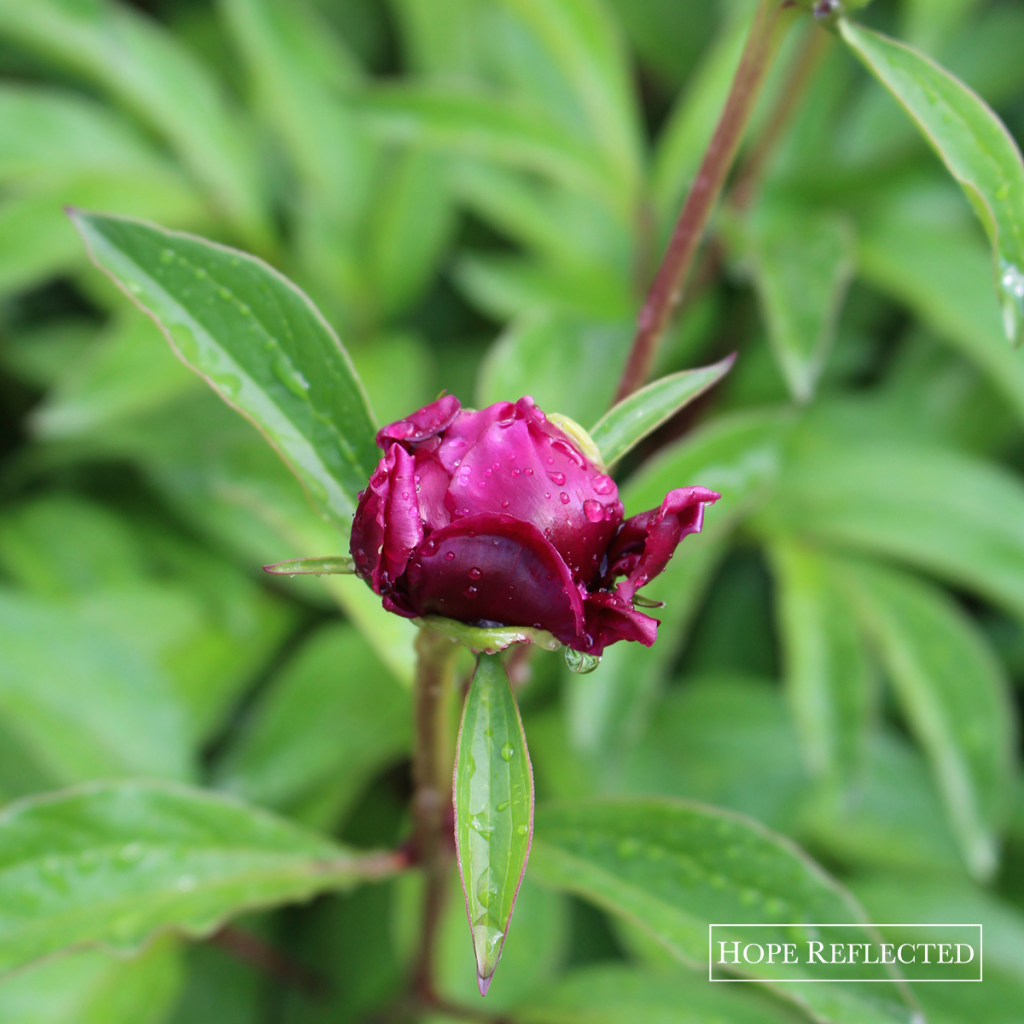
[530,798,919,1024]
[454,654,534,994]
[71,212,379,525]
[840,20,1024,344]
[0,780,403,975]
[843,558,1016,880]
[769,540,874,783]
[517,963,801,1024]
[589,353,736,466]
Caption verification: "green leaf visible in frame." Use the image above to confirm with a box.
[839,20,1024,345]
[517,963,802,1024]
[858,213,1024,423]
[357,85,628,221]
[220,0,366,206]
[455,252,634,321]
[0,940,183,1024]
[477,311,633,430]
[768,540,875,783]
[213,625,410,826]
[843,559,1016,880]
[451,160,631,276]
[758,412,1024,624]
[30,313,199,440]
[263,555,354,576]
[743,207,856,402]
[454,654,534,994]
[589,354,736,466]
[0,780,403,975]
[0,0,269,245]
[71,211,380,525]
[530,798,919,1023]
[0,85,183,186]
[0,589,193,784]
[0,176,203,296]
[490,0,643,201]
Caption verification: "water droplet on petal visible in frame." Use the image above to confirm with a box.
[559,492,570,504]
[468,567,482,580]
[547,471,566,486]
[464,586,478,598]
[592,474,615,495]
[445,552,455,561]
[583,499,604,523]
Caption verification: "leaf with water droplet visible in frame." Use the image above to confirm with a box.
[530,798,921,1024]
[68,212,380,522]
[416,614,561,654]
[589,354,736,466]
[454,654,534,995]
[0,780,403,975]
[263,554,355,576]
[839,21,1024,346]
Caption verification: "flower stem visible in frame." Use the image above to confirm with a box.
[410,626,460,1003]
[614,0,799,403]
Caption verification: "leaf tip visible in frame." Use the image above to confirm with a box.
[477,971,493,997]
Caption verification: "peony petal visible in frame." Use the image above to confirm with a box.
[579,590,660,654]
[413,449,451,533]
[350,457,389,592]
[380,444,423,588]
[377,394,461,448]
[606,487,720,601]
[403,512,583,644]
[441,397,623,584]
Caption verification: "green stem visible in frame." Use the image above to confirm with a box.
[614,0,799,403]
[410,626,460,1003]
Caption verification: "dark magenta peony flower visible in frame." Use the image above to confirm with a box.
[350,395,719,656]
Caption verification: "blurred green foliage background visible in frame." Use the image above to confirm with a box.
[1,0,1024,1021]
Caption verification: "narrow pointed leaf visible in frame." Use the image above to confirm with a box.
[843,559,1016,881]
[454,654,534,994]
[530,798,919,1024]
[588,354,735,467]
[769,540,875,783]
[839,20,1024,345]
[71,212,380,525]
[263,555,354,576]
[0,780,404,975]
[744,208,856,402]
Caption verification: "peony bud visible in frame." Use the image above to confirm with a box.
[351,395,718,656]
